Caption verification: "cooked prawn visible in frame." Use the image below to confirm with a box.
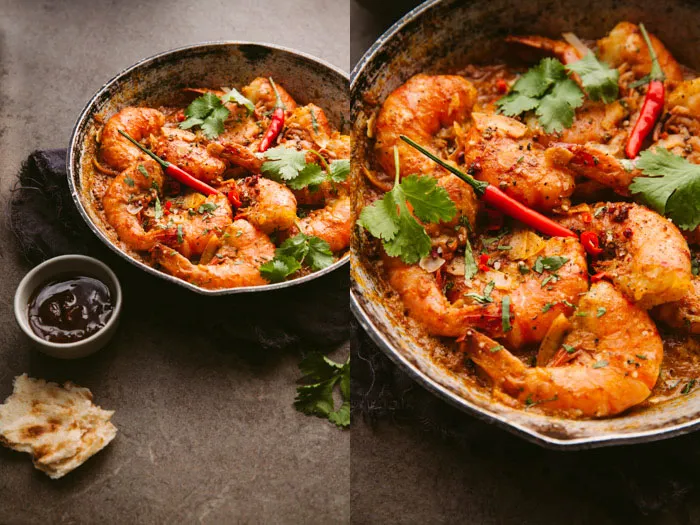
[99,107,165,172]
[462,112,576,211]
[151,127,227,184]
[653,277,700,335]
[597,21,684,85]
[102,160,175,251]
[236,176,297,234]
[151,219,275,288]
[374,74,477,178]
[506,34,583,65]
[241,77,298,112]
[294,193,352,252]
[384,235,588,347]
[461,281,663,417]
[168,193,232,259]
[559,202,691,308]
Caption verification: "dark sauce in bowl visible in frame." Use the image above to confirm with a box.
[28,275,114,343]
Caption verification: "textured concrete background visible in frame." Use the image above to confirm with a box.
[0,0,349,523]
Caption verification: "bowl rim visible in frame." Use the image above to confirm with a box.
[14,254,123,350]
[349,0,700,449]
[67,40,349,296]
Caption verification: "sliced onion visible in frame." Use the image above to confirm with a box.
[419,255,445,273]
[445,257,465,276]
[126,203,143,215]
[562,32,590,58]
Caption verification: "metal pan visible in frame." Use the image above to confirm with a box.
[351,0,700,449]
[68,42,349,295]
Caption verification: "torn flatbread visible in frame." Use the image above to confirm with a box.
[0,374,117,479]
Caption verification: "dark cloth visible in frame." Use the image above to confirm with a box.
[9,150,349,359]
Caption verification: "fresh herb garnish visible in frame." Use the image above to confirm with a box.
[465,281,496,304]
[682,379,697,395]
[124,176,135,187]
[261,148,350,190]
[496,58,584,133]
[542,302,554,313]
[533,256,569,274]
[177,224,184,243]
[464,237,478,281]
[565,53,619,103]
[357,147,455,264]
[596,307,607,318]
[592,360,609,369]
[490,345,504,353]
[137,164,149,178]
[221,87,255,115]
[198,202,219,214]
[575,311,589,317]
[636,354,648,360]
[261,146,308,180]
[502,295,512,332]
[525,394,559,408]
[260,233,335,282]
[630,148,700,230]
[154,195,163,220]
[294,353,350,428]
[180,92,230,139]
[563,344,576,354]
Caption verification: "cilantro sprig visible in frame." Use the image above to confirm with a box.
[630,148,700,231]
[260,147,349,190]
[496,58,584,133]
[357,147,456,264]
[294,353,350,428]
[179,88,255,139]
[260,233,335,282]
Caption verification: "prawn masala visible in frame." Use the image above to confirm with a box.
[356,22,700,419]
[82,77,350,289]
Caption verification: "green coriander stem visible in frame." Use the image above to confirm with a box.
[118,130,169,169]
[308,149,331,173]
[638,24,665,82]
[268,77,285,110]
[399,135,488,195]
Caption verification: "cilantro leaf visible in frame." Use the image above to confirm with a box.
[400,174,457,223]
[287,163,326,190]
[566,53,619,103]
[357,173,455,264]
[496,58,584,133]
[259,255,301,282]
[630,148,700,230]
[464,237,478,281]
[306,236,335,271]
[221,87,255,115]
[261,233,335,282]
[180,92,230,139]
[294,353,350,428]
[154,195,163,220]
[261,146,308,181]
[329,159,350,183]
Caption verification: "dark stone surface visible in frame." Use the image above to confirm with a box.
[0,1,349,523]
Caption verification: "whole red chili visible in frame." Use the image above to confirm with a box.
[625,24,666,159]
[118,130,219,196]
[580,231,603,256]
[400,136,577,239]
[258,77,286,152]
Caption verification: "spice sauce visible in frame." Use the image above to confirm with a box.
[28,275,113,343]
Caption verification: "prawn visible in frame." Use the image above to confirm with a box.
[384,234,588,348]
[653,276,700,335]
[241,77,298,113]
[559,201,691,308]
[236,176,298,234]
[374,74,477,179]
[151,219,275,289]
[99,107,165,172]
[460,281,663,418]
[168,193,233,259]
[102,160,175,251]
[293,193,352,252]
[151,127,227,184]
[463,112,576,211]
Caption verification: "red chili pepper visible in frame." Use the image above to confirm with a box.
[590,271,611,283]
[227,189,242,208]
[258,77,286,152]
[496,79,508,94]
[118,130,219,196]
[478,254,490,272]
[580,231,603,256]
[400,136,577,239]
[625,24,666,159]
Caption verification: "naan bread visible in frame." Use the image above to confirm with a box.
[0,374,117,479]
